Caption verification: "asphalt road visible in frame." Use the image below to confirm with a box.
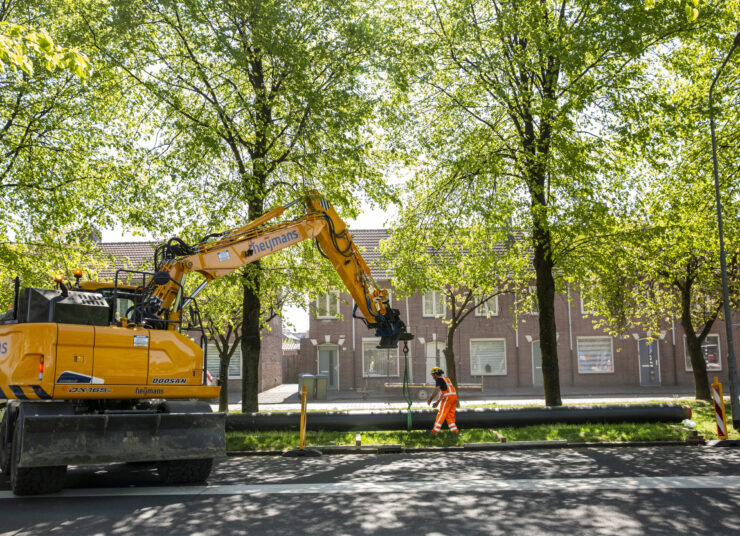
[1,446,740,535]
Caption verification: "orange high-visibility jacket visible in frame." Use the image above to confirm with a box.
[440,376,457,397]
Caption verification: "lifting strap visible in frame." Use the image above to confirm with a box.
[401,340,412,433]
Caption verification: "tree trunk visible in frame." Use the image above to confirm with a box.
[522,70,562,406]
[241,270,262,413]
[239,51,270,413]
[527,150,561,406]
[444,324,460,407]
[218,353,230,412]
[680,284,710,400]
[533,231,561,406]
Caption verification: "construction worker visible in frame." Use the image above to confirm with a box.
[427,367,459,434]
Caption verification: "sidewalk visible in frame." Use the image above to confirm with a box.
[212,383,696,412]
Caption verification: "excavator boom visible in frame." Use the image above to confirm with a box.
[150,191,412,348]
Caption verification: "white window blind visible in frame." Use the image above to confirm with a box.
[206,344,242,379]
[470,339,506,376]
[577,337,614,373]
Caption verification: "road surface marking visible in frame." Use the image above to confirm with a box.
[2,475,740,499]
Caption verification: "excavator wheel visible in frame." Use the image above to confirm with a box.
[155,401,217,485]
[157,458,213,484]
[0,407,11,475]
[10,414,66,495]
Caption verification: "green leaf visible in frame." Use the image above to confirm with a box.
[36,30,53,52]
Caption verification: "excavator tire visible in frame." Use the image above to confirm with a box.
[10,417,66,496]
[157,458,213,484]
[0,404,12,475]
[155,401,217,485]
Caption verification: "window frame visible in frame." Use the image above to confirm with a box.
[469,338,507,376]
[422,290,446,318]
[361,338,400,378]
[475,294,499,317]
[580,295,596,316]
[528,286,539,315]
[683,334,722,372]
[576,336,614,374]
[316,290,340,319]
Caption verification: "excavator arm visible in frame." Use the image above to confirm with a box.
[143,191,412,349]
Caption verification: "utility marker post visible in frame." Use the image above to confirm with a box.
[283,384,321,457]
[712,377,728,440]
[300,384,308,450]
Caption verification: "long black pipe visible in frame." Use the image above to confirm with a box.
[226,404,691,432]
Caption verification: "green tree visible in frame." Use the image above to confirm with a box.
[190,275,243,412]
[573,16,740,400]
[387,0,690,405]
[381,173,530,395]
[0,0,157,299]
[95,0,390,411]
[0,20,88,76]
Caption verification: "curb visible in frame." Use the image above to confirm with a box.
[706,439,740,447]
[226,438,708,457]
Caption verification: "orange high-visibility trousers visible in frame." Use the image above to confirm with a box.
[432,395,458,434]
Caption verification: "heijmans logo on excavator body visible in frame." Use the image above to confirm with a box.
[254,230,299,254]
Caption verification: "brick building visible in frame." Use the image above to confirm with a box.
[98,242,282,394]
[299,230,740,399]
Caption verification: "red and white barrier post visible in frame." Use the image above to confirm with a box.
[712,377,728,440]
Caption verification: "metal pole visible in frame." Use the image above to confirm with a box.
[709,31,740,428]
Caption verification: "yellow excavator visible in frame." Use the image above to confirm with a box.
[0,191,412,495]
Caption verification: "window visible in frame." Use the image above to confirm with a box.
[528,286,539,315]
[470,339,507,375]
[206,344,242,379]
[423,290,446,317]
[475,295,499,317]
[115,298,133,320]
[577,337,614,373]
[316,291,340,318]
[580,295,596,315]
[684,334,721,372]
[362,339,399,377]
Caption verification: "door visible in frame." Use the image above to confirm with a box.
[318,346,338,390]
[638,339,661,386]
[532,340,543,386]
[425,341,445,384]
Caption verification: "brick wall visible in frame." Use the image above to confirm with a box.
[299,281,740,396]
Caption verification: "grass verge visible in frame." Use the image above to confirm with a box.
[225,399,737,452]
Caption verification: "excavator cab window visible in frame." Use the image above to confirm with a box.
[114,298,134,321]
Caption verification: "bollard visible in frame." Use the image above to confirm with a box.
[283,385,321,457]
[712,377,728,440]
[299,384,308,449]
